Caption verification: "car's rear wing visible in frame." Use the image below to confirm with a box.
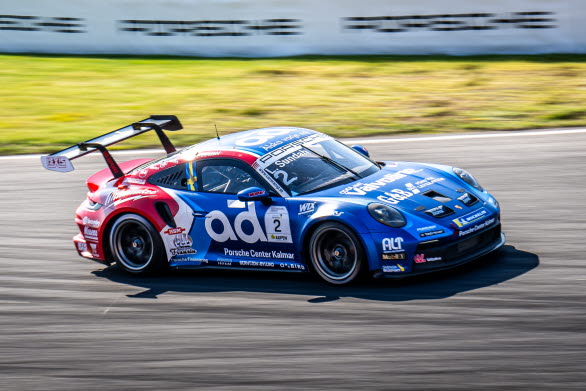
[40,115,182,178]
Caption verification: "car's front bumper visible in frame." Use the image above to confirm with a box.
[373,227,506,279]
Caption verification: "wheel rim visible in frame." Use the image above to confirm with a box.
[313,228,358,281]
[113,220,154,271]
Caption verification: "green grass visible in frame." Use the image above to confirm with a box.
[2,53,586,155]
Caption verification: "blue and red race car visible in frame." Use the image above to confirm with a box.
[42,115,505,284]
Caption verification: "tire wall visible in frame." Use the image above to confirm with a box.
[1,0,585,57]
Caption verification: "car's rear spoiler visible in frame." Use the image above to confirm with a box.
[40,115,182,178]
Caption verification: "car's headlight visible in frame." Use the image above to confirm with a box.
[453,167,483,191]
[368,203,406,228]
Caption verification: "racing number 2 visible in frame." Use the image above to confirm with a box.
[272,169,297,186]
[273,219,281,232]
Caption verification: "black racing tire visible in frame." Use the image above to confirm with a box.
[109,214,167,275]
[309,222,365,285]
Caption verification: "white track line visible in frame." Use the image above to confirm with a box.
[347,127,586,144]
[2,127,586,160]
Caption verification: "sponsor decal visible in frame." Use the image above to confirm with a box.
[83,226,98,240]
[382,237,404,252]
[458,218,496,237]
[413,177,445,189]
[196,151,222,158]
[342,12,556,34]
[77,242,87,252]
[170,233,197,256]
[236,128,294,148]
[42,156,73,172]
[274,150,309,168]
[254,165,288,196]
[119,19,302,38]
[414,254,442,264]
[173,234,192,248]
[104,188,157,208]
[298,202,316,215]
[455,205,463,210]
[420,229,445,238]
[417,225,437,232]
[170,248,197,256]
[82,216,100,228]
[279,262,306,271]
[171,257,202,265]
[216,258,233,266]
[382,252,405,261]
[205,201,292,244]
[405,183,421,194]
[377,188,414,205]
[414,254,426,263]
[126,177,146,185]
[239,260,276,268]
[382,264,406,273]
[452,208,489,227]
[340,169,421,196]
[332,210,344,217]
[164,227,186,235]
[138,169,149,179]
[0,15,86,33]
[149,161,169,171]
[224,248,295,260]
[248,190,265,197]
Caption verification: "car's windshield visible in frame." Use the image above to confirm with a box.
[257,137,380,196]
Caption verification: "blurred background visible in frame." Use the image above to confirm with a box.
[1,0,586,154]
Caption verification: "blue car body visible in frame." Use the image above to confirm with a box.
[43,118,504,284]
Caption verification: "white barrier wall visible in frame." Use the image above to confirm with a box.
[1,0,585,56]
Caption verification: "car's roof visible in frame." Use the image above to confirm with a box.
[129,126,325,176]
[182,126,321,158]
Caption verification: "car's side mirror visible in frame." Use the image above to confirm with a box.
[351,145,370,158]
[237,187,272,205]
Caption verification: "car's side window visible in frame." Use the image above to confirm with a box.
[198,160,266,195]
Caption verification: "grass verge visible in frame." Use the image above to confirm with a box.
[1,53,586,155]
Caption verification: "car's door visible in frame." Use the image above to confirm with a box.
[188,158,300,268]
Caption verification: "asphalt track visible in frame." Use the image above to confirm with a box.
[1,130,585,390]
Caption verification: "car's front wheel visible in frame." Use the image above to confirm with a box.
[109,214,166,275]
[309,222,364,285]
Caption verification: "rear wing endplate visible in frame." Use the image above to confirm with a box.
[41,115,182,177]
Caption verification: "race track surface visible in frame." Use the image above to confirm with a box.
[1,130,585,390]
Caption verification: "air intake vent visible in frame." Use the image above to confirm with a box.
[423,190,452,203]
[148,165,188,190]
[424,205,455,218]
[158,171,182,186]
[457,193,478,207]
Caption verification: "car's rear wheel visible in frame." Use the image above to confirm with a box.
[109,214,166,275]
[309,222,364,285]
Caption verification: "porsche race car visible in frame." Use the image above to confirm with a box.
[41,115,505,284]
